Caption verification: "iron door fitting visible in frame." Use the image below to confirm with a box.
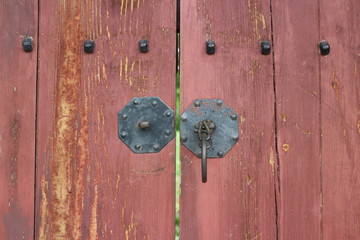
[118,97,175,153]
[180,99,239,182]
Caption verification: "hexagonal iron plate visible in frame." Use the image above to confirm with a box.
[180,99,238,158]
[118,97,175,153]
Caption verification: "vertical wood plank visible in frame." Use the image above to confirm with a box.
[35,0,176,239]
[272,0,321,239]
[0,0,38,239]
[320,0,360,238]
[180,0,277,239]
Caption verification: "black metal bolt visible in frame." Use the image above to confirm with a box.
[120,132,127,139]
[22,38,33,52]
[181,116,187,122]
[194,101,201,107]
[319,41,330,55]
[153,144,160,151]
[133,99,139,105]
[230,114,237,120]
[151,100,158,107]
[84,40,95,54]
[165,111,172,117]
[206,40,216,55]
[216,100,223,106]
[165,129,172,136]
[122,114,128,120]
[139,39,149,53]
[260,41,271,55]
[135,144,141,150]
[232,135,239,141]
[180,136,187,142]
[217,151,224,157]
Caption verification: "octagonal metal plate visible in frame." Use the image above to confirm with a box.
[118,97,175,153]
[180,99,238,158]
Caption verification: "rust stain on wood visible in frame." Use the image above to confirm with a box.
[42,0,85,238]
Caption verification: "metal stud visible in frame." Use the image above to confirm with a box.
[230,114,237,120]
[206,40,216,55]
[84,40,95,53]
[260,41,271,55]
[319,41,330,55]
[194,101,201,107]
[22,38,33,52]
[135,144,141,150]
[139,39,149,53]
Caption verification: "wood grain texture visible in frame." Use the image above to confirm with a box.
[272,0,322,239]
[0,0,38,239]
[319,0,360,238]
[35,0,176,239]
[180,0,277,239]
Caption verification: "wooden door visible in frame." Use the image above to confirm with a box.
[180,0,360,239]
[34,0,176,239]
[0,0,38,239]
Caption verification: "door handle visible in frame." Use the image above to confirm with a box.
[195,120,216,183]
[180,99,239,183]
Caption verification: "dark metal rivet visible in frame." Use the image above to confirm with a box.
[139,39,149,53]
[138,121,151,130]
[165,129,172,136]
[153,144,160,151]
[217,151,224,157]
[216,100,223,106]
[181,116,187,122]
[180,136,187,142]
[232,135,239,141]
[260,41,271,55]
[206,40,216,55]
[165,111,172,117]
[133,99,139,105]
[120,132,127,138]
[122,114,128,120]
[135,144,141,150]
[22,38,33,52]
[319,41,330,55]
[194,101,201,107]
[151,100,158,107]
[230,114,237,120]
[84,40,95,54]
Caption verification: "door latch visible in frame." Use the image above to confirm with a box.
[118,97,175,153]
[180,99,239,183]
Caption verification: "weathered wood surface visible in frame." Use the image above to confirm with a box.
[320,0,360,238]
[272,0,322,239]
[0,0,38,239]
[180,0,277,239]
[35,0,176,239]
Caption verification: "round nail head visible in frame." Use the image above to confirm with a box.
[230,114,237,120]
[319,41,330,55]
[260,41,271,55]
[22,38,33,52]
[84,40,95,54]
[135,144,141,150]
[194,101,201,107]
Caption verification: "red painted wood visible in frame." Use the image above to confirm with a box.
[319,0,360,238]
[35,0,176,239]
[272,1,322,239]
[180,0,277,239]
[0,0,38,239]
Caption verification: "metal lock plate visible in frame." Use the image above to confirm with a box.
[118,97,175,153]
[180,99,239,158]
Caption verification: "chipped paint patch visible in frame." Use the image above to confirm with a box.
[39,177,49,239]
[331,71,340,99]
[125,211,137,240]
[90,184,98,240]
[282,144,290,152]
[269,147,275,172]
